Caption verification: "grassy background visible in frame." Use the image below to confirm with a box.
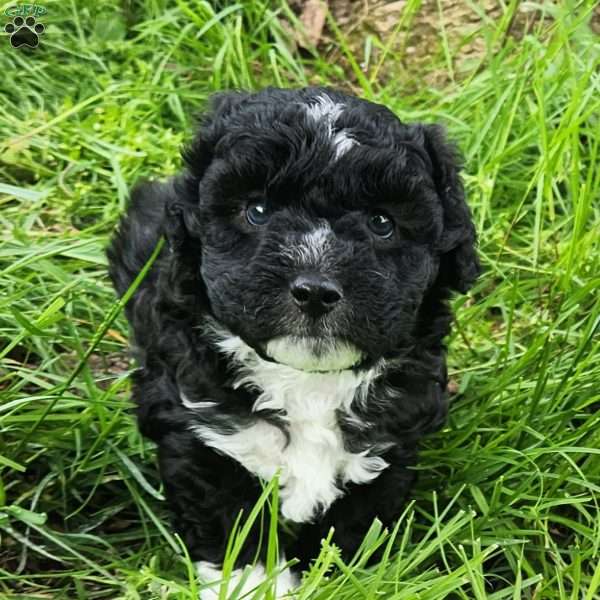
[1,1,599,598]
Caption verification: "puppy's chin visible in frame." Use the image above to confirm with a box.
[265,336,363,372]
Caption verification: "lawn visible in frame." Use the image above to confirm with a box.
[1,1,599,598]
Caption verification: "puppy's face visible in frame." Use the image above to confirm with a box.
[175,89,478,371]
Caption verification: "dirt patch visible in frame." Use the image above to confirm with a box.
[57,349,132,390]
[86,351,132,388]
[288,1,597,88]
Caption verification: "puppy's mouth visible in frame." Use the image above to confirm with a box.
[264,336,363,372]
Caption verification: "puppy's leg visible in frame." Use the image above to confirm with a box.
[157,431,298,597]
[158,430,264,564]
[291,453,417,570]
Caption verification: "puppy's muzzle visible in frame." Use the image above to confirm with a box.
[290,273,343,318]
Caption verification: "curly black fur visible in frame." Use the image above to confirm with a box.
[107,87,479,573]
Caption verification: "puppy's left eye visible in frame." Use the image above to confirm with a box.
[246,201,270,226]
[368,213,395,238]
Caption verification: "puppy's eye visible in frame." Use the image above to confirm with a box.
[246,201,269,226]
[368,213,394,238]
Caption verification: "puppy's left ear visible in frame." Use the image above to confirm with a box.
[420,124,480,293]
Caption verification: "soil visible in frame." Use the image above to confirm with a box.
[287,0,599,89]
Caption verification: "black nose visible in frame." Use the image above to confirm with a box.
[290,274,343,316]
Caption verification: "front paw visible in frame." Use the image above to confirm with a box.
[196,560,298,599]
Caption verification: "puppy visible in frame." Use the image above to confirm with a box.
[108,87,479,597]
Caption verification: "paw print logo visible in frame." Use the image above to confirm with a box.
[4,15,45,48]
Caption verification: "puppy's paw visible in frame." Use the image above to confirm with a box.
[196,559,298,599]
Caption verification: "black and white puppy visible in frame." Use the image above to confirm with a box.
[108,87,479,597]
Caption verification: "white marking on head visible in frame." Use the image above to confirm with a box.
[332,129,356,158]
[304,94,358,159]
[304,94,344,124]
[190,319,389,523]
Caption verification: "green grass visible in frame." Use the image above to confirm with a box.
[1,0,599,598]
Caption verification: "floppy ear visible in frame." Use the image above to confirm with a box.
[182,90,252,180]
[162,91,253,250]
[420,124,480,293]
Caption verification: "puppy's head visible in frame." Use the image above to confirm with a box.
[168,88,479,371]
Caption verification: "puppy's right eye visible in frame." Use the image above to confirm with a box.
[246,201,270,226]
[368,212,395,239]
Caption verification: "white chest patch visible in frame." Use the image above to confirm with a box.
[186,327,389,523]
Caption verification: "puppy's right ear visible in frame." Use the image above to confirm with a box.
[163,91,251,251]
[162,180,203,253]
[163,200,186,252]
[182,91,252,179]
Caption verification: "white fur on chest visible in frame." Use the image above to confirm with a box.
[187,330,389,523]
